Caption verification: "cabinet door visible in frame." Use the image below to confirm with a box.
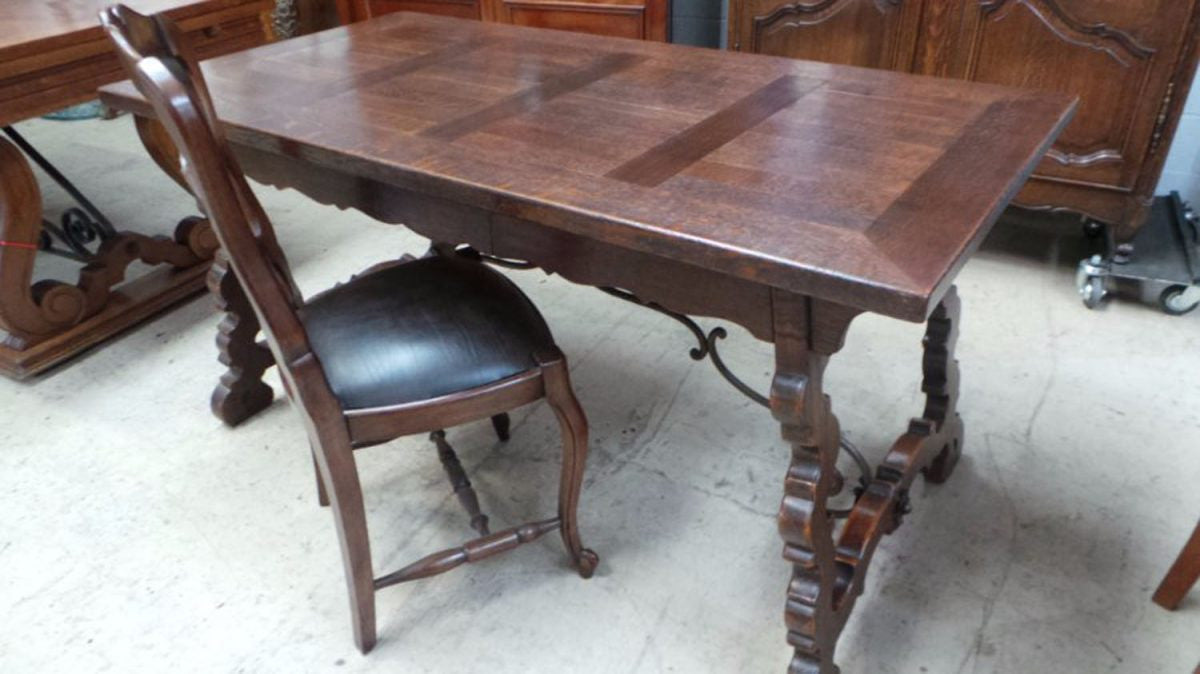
[339,0,667,38]
[489,0,668,40]
[951,0,1196,190]
[729,0,925,71]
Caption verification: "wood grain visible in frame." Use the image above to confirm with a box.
[0,0,268,379]
[99,13,1078,672]
[100,13,1076,321]
[102,4,599,657]
[421,51,643,141]
[607,75,825,187]
[730,0,1200,241]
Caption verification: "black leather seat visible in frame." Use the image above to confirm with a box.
[300,255,555,410]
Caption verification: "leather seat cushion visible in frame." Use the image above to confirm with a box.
[299,255,555,410]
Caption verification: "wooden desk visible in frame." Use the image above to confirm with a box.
[0,0,269,377]
[101,13,1075,672]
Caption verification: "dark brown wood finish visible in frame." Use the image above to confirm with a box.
[101,5,598,656]
[0,0,270,127]
[0,0,271,378]
[729,0,1200,242]
[101,14,1075,321]
[1154,519,1200,611]
[101,13,1073,672]
[334,0,669,41]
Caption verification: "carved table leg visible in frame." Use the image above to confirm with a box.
[771,292,859,674]
[0,126,217,378]
[771,287,964,673]
[136,113,277,425]
[209,249,275,425]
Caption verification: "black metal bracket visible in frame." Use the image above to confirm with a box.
[463,247,874,515]
[3,125,118,262]
[595,285,872,516]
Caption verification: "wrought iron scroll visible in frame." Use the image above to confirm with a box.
[597,285,871,515]
[3,126,117,262]
[463,246,873,513]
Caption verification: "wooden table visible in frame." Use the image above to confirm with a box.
[0,0,269,378]
[101,13,1075,672]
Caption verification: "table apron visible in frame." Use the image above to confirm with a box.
[233,142,778,342]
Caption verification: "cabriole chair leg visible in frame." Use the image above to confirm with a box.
[541,355,598,578]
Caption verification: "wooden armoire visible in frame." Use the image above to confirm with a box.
[336,0,668,40]
[729,0,1200,241]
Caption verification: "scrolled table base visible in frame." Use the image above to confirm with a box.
[0,123,217,378]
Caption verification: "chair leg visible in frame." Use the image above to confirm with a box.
[311,430,377,653]
[541,355,599,579]
[491,413,511,442]
[312,450,330,507]
[1154,519,1200,610]
[431,430,491,535]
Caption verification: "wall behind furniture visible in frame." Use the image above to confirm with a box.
[671,0,722,47]
[1157,69,1200,206]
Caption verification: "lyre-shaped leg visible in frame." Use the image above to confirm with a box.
[209,250,276,425]
[541,353,599,578]
[431,430,490,536]
[919,287,963,484]
[771,294,858,674]
[770,288,966,673]
[0,126,217,378]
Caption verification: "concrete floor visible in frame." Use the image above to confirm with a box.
[1,116,1198,674]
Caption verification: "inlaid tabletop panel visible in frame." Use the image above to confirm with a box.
[101,13,1076,321]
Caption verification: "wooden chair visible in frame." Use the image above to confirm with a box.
[1154,519,1200,611]
[100,4,598,653]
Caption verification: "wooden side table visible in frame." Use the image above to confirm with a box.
[0,0,271,378]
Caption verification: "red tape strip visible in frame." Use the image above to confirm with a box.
[0,240,38,250]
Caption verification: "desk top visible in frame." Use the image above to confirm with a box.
[101,13,1075,321]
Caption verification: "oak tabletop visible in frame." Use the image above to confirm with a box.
[101,13,1076,321]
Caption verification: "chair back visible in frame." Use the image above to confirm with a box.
[100,5,332,405]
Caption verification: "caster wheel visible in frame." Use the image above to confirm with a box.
[1160,285,1200,316]
[1079,275,1105,309]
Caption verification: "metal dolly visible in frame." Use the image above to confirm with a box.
[1077,192,1200,316]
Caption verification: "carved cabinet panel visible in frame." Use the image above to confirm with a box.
[731,0,1200,239]
[954,1,1197,205]
[338,0,667,39]
[729,0,925,70]
[493,0,666,40]
[346,0,482,19]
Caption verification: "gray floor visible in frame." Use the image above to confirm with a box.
[2,117,1198,674]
